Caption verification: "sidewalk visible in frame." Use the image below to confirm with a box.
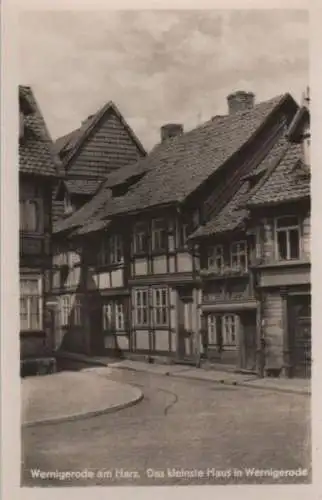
[22,367,143,427]
[80,357,310,396]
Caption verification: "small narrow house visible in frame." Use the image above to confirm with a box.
[19,85,58,365]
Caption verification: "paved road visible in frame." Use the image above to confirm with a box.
[21,368,311,487]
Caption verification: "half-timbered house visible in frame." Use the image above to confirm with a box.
[53,91,301,369]
[244,88,311,378]
[51,100,147,353]
[19,85,58,365]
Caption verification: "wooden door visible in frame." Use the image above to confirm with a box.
[89,298,104,355]
[289,295,311,378]
[177,288,194,361]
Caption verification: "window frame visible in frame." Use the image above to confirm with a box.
[221,314,238,347]
[99,234,123,266]
[207,314,217,345]
[134,289,149,327]
[230,240,248,272]
[60,295,71,327]
[19,199,41,233]
[115,300,125,331]
[208,244,224,272]
[20,276,43,331]
[177,222,189,249]
[109,234,123,264]
[152,288,169,327]
[151,218,167,253]
[63,192,73,215]
[133,221,148,255]
[274,216,301,261]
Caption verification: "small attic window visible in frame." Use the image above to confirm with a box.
[64,192,73,215]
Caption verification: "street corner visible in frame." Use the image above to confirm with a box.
[21,370,144,428]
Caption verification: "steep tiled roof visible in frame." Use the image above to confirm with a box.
[191,183,250,238]
[246,143,310,207]
[54,101,146,176]
[287,104,310,142]
[187,134,294,239]
[19,86,58,177]
[52,100,147,224]
[71,219,111,236]
[242,134,289,180]
[54,93,295,234]
[64,179,101,196]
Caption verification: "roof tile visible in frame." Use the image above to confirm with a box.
[19,86,58,177]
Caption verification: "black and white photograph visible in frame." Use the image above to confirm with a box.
[14,5,312,489]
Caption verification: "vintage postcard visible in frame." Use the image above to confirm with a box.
[1,0,319,498]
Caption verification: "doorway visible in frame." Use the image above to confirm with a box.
[288,294,311,378]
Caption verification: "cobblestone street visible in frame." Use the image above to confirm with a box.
[21,368,311,487]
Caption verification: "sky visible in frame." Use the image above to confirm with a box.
[19,9,309,151]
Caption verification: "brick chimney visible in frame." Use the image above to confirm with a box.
[161,123,183,142]
[227,91,255,114]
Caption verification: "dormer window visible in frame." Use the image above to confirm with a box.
[64,193,73,215]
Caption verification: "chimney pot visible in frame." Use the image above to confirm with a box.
[227,91,255,115]
[161,123,183,142]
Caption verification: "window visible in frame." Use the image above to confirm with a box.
[207,314,217,344]
[208,245,224,272]
[152,218,167,252]
[64,193,73,215]
[102,303,113,331]
[178,223,189,248]
[99,235,123,265]
[20,200,39,232]
[135,289,149,326]
[230,241,248,272]
[20,277,42,330]
[103,301,125,331]
[60,295,71,326]
[275,216,300,261]
[115,301,125,330]
[109,235,123,264]
[133,222,148,254]
[152,288,168,326]
[222,315,238,346]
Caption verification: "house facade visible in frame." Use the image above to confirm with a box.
[51,100,147,353]
[51,90,311,379]
[19,86,58,362]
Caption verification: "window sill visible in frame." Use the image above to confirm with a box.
[20,231,44,238]
[256,259,310,269]
[96,262,125,271]
[20,329,45,338]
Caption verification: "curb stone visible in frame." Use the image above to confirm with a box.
[113,364,310,396]
[22,388,143,428]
